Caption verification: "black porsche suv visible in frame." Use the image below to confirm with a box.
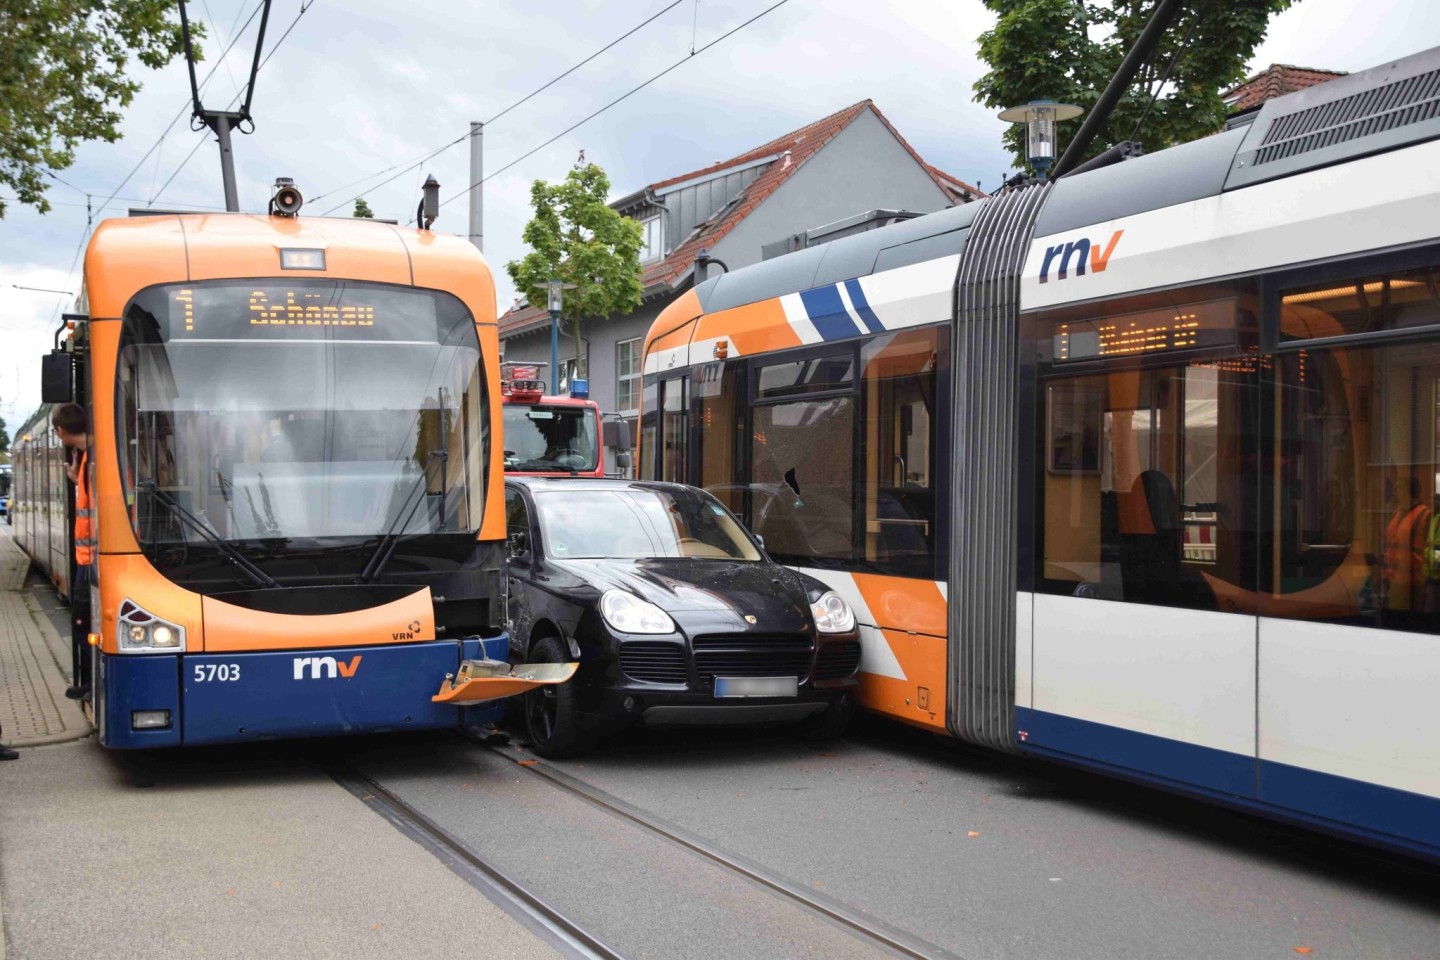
[503,478,862,757]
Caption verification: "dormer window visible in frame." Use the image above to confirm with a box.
[639,215,662,263]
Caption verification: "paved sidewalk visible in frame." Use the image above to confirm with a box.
[0,528,91,749]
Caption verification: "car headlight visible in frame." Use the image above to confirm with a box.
[810,591,855,633]
[600,590,676,635]
[117,599,186,653]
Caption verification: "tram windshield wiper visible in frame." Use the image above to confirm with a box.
[139,481,280,589]
[358,451,446,583]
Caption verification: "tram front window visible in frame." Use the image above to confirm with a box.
[116,281,485,565]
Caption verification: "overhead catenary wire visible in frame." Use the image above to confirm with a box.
[316,0,687,216]
[148,0,317,206]
[435,0,791,215]
[92,0,269,221]
[1127,10,1202,144]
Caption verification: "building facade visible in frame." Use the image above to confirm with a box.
[499,100,982,472]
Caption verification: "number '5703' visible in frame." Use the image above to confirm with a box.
[193,663,241,682]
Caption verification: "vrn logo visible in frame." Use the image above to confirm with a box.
[392,619,423,641]
[292,655,362,680]
[1038,229,1124,284]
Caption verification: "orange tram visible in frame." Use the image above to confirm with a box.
[12,204,569,748]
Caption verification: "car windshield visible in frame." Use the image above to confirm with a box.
[533,487,762,561]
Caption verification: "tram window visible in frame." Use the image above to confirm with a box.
[1267,339,1440,634]
[751,397,854,563]
[1039,361,1259,610]
[660,376,688,483]
[639,379,658,481]
[756,354,854,400]
[1281,266,1440,341]
[695,361,745,514]
[860,329,939,578]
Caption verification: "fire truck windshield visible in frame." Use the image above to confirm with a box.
[503,404,599,473]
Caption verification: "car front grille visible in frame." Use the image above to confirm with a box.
[618,641,688,684]
[813,640,862,680]
[691,634,813,682]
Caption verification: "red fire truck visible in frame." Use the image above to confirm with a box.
[501,362,621,478]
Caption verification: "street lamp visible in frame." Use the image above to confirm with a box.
[546,279,564,395]
[998,100,1083,180]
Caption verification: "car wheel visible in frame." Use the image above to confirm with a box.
[524,634,591,758]
[796,694,856,741]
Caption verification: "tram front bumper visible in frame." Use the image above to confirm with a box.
[98,636,511,749]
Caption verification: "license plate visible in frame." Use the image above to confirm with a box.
[714,676,798,698]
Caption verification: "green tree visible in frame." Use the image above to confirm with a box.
[506,161,643,379]
[352,197,374,218]
[974,0,1292,174]
[1,0,200,218]
[0,414,9,455]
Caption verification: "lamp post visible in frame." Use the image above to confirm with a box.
[998,100,1083,180]
[546,279,564,395]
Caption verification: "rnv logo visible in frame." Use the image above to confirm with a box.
[292,655,362,680]
[1038,229,1123,283]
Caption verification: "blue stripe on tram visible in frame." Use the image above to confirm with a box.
[1015,706,1440,859]
[799,286,861,341]
[844,279,886,333]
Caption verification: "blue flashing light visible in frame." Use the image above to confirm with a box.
[569,378,589,400]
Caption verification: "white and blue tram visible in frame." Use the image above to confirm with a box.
[640,45,1440,858]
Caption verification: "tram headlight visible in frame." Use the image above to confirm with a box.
[810,592,855,634]
[117,599,186,653]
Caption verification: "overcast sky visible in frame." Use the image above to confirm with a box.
[3,0,1437,428]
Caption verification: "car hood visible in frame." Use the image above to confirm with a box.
[553,557,815,628]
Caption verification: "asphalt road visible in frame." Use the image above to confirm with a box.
[339,718,1440,960]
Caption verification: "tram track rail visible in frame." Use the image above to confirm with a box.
[329,765,627,960]
[475,736,965,960]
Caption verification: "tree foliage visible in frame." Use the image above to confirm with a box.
[0,414,9,455]
[1,0,200,218]
[352,197,374,218]
[506,162,643,377]
[974,0,1292,173]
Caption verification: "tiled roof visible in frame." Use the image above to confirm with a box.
[1223,64,1347,113]
[501,100,979,335]
[924,163,986,203]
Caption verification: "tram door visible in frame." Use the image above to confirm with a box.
[1253,264,1440,833]
[1024,295,1262,799]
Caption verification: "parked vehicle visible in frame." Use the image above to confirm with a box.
[503,477,862,756]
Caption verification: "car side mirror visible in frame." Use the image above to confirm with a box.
[614,451,632,470]
[41,351,73,403]
[507,531,528,558]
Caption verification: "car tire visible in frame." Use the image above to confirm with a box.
[523,634,592,758]
[796,694,856,741]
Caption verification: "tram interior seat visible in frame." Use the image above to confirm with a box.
[875,487,933,560]
[1118,470,1185,604]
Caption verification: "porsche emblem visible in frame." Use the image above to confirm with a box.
[743,615,757,624]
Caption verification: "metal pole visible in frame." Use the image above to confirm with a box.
[216,119,240,212]
[468,122,484,251]
[549,311,560,395]
[1050,0,1186,179]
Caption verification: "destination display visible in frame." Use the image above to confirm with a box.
[127,280,470,344]
[1051,298,1237,363]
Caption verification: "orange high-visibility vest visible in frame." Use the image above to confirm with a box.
[1383,501,1429,610]
[74,449,95,566]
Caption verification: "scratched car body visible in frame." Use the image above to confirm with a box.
[503,477,862,757]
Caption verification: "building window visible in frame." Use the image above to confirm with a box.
[639,216,662,263]
[617,338,642,413]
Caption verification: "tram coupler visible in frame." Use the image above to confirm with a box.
[431,658,577,705]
